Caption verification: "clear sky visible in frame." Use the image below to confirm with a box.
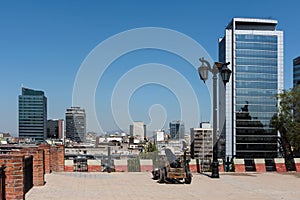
[0,0,299,136]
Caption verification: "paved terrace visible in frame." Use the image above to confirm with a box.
[26,172,300,200]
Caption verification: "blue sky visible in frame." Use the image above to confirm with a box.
[0,1,299,135]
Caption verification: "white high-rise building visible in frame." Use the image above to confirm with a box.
[219,18,283,159]
[129,121,146,140]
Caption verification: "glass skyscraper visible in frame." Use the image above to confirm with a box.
[219,18,283,159]
[65,107,86,142]
[19,87,47,142]
[293,56,300,86]
[169,120,185,140]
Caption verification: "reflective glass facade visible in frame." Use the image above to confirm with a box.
[219,18,283,159]
[293,56,300,86]
[235,34,278,158]
[169,121,185,140]
[66,107,86,142]
[19,87,47,142]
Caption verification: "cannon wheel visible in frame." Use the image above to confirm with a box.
[159,168,166,183]
[184,172,192,184]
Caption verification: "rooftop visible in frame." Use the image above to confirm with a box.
[26,172,300,200]
[226,17,278,30]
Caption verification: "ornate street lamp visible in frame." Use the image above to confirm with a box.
[198,57,231,178]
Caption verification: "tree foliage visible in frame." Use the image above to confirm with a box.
[271,84,300,159]
[144,141,158,153]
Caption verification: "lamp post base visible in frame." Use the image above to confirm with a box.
[211,161,220,178]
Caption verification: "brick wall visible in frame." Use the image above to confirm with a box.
[0,155,25,200]
[38,144,51,174]
[50,145,64,172]
[11,148,45,186]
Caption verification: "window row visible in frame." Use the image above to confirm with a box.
[236,65,278,74]
[293,70,300,76]
[236,49,277,58]
[236,112,276,120]
[236,88,278,96]
[236,127,275,135]
[236,81,277,90]
[236,135,277,143]
[236,42,277,51]
[236,57,277,66]
[236,120,274,128]
[236,73,277,81]
[236,97,276,105]
[236,104,276,112]
[236,35,277,43]
[236,144,277,151]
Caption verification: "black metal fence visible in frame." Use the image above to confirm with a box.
[244,158,256,172]
[24,156,33,194]
[74,157,88,172]
[0,165,6,200]
[127,158,140,172]
[265,158,276,171]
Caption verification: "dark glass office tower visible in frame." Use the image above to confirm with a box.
[169,120,185,140]
[19,87,47,142]
[219,18,283,159]
[293,56,300,86]
[65,107,86,143]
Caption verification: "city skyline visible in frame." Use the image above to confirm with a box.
[1,1,300,135]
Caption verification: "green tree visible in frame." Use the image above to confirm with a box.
[271,84,300,169]
[144,141,158,153]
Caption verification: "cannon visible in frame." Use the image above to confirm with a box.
[152,148,192,184]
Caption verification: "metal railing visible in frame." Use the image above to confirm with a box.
[74,157,88,172]
[24,156,33,194]
[0,165,6,200]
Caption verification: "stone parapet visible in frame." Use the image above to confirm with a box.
[274,158,286,172]
[294,158,300,172]
[64,160,74,172]
[87,160,101,172]
[114,160,128,172]
[233,158,245,172]
[140,159,153,172]
[254,159,266,172]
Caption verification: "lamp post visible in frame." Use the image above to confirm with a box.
[198,57,231,178]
